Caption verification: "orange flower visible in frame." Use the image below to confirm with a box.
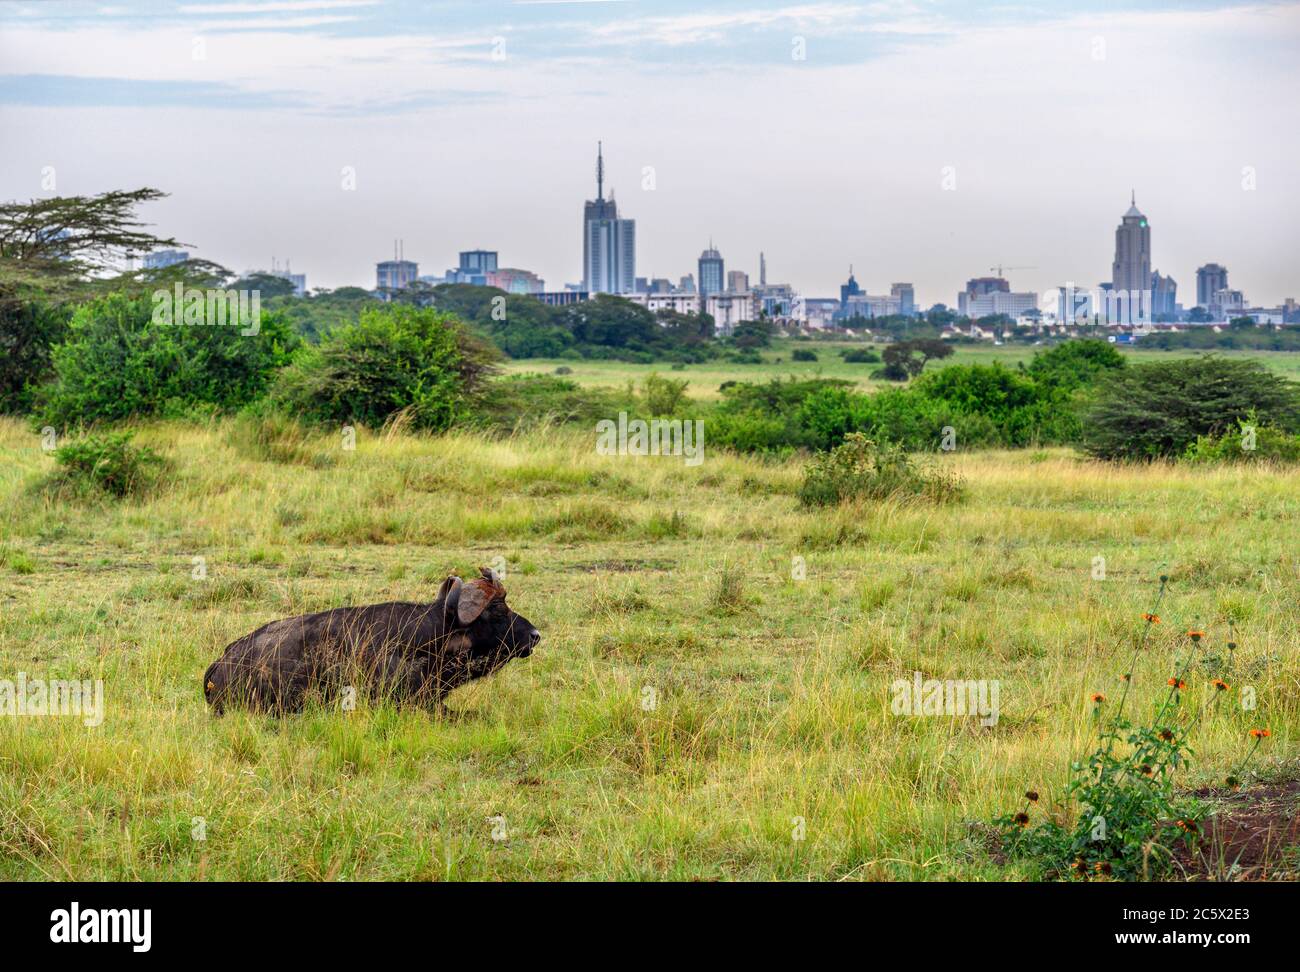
[1091,692,1106,704]
[1168,678,1186,689]
[1025,791,1039,803]
[1014,812,1030,827]
[1211,679,1228,692]
[1093,861,1112,875]
[1120,673,1131,682]
[1249,729,1271,739]
[1143,613,1161,624]
[1139,764,1153,776]
[1176,819,1199,833]
[1159,729,1174,741]
[1187,630,1204,641]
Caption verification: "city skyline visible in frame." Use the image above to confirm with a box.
[2,0,1298,303]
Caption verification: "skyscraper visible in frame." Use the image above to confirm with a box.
[698,243,724,297]
[1196,264,1229,309]
[890,282,916,316]
[1151,271,1177,319]
[1111,191,1151,324]
[582,142,636,294]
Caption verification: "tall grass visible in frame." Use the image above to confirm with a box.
[0,416,1296,880]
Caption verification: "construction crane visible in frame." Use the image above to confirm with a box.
[990,264,1036,278]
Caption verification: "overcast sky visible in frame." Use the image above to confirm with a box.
[2,0,1297,306]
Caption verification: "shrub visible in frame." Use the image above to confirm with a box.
[0,298,72,414]
[791,348,818,362]
[798,433,963,507]
[841,347,881,364]
[1026,339,1125,390]
[1182,411,1300,464]
[271,303,497,432]
[36,292,298,428]
[640,372,690,416]
[1080,356,1300,460]
[50,430,165,497]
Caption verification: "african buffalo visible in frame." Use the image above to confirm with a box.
[203,567,539,714]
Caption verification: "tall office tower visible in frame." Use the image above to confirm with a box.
[582,142,636,294]
[1196,263,1229,308]
[1111,191,1151,323]
[840,267,861,306]
[890,282,916,316]
[759,252,767,287]
[698,243,724,297]
[1151,271,1177,319]
[727,270,749,293]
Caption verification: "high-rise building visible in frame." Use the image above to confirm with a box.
[460,250,498,274]
[697,244,724,297]
[376,259,418,291]
[1196,264,1229,309]
[890,282,916,316]
[582,143,636,294]
[727,270,749,293]
[1151,271,1177,319]
[678,274,696,294]
[957,276,1008,316]
[840,267,861,307]
[1111,192,1151,323]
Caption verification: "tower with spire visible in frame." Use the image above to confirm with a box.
[582,142,635,294]
[1111,190,1152,324]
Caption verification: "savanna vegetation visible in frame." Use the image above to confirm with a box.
[2,189,1298,881]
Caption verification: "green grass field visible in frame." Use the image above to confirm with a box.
[503,342,1300,400]
[2,402,1296,880]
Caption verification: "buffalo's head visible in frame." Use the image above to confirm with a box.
[436,567,540,664]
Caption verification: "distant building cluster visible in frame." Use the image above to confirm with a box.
[160,146,1289,337]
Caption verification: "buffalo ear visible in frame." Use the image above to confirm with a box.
[440,576,463,624]
[456,580,492,626]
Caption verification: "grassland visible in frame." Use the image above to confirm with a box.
[1,405,1296,881]
[502,342,1300,400]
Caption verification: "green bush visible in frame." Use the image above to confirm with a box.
[1025,338,1125,390]
[50,430,165,497]
[791,348,818,362]
[0,297,72,414]
[840,347,880,364]
[1182,412,1300,464]
[798,433,964,507]
[36,292,298,428]
[1081,356,1300,460]
[640,372,690,416]
[271,303,497,431]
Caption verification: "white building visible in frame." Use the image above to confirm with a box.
[965,291,1040,318]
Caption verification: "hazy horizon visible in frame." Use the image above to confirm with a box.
[2,0,1298,305]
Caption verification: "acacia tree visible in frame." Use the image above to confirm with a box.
[0,188,185,411]
[881,338,954,380]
